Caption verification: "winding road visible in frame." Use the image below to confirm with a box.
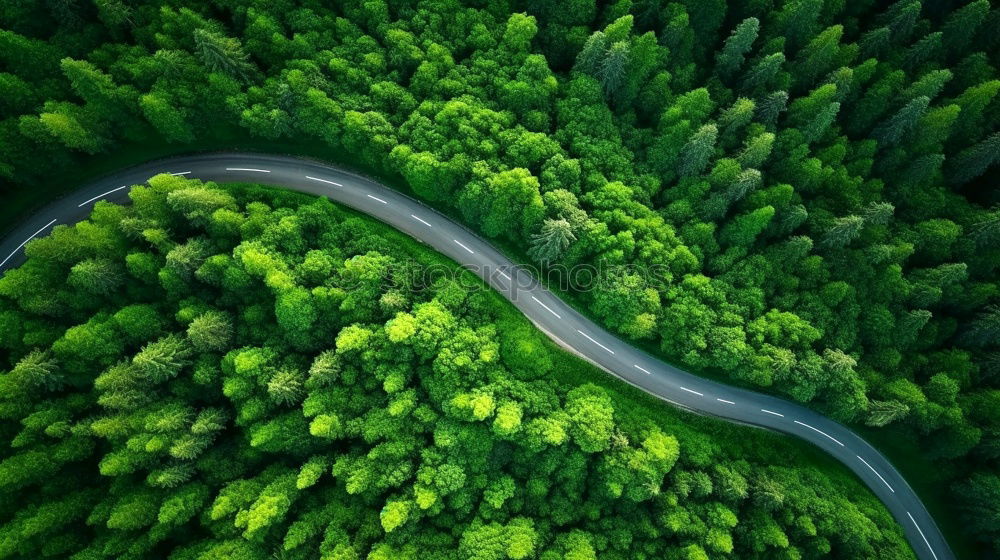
[0,153,954,560]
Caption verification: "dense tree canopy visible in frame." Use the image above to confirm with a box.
[0,179,910,559]
[0,0,999,555]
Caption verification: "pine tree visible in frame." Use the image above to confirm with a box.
[941,0,989,57]
[793,25,846,86]
[821,215,864,249]
[187,311,233,352]
[949,132,1000,185]
[740,53,785,93]
[716,18,759,79]
[737,132,775,168]
[755,91,788,127]
[677,124,718,177]
[133,334,193,383]
[898,309,932,346]
[10,350,63,391]
[859,27,891,58]
[598,41,630,100]
[862,202,895,226]
[872,96,928,146]
[148,464,194,488]
[902,69,952,103]
[574,31,607,75]
[268,369,304,405]
[826,67,856,102]
[193,28,256,82]
[970,207,1000,247]
[307,350,340,389]
[67,258,124,296]
[775,0,823,50]
[94,0,134,28]
[726,168,762,203]
[719,98,756,132]
[528,218,576,264]
[903,32,942,72]
[866,400,909,427]
[802,101,840,143]
[964,305,1000,347]
[191,408,228,435]
[886,0,921,43]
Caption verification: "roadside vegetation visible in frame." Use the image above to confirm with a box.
[0,178,912,559]
[0,0,998,556]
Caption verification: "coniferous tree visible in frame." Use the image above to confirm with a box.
[598,41,630,100]
[949,132,1000,185]
[193,28,256,82]
[677,124,718,177]
[866,400,909,427]
[574,32,607,75]
[872,96,929,146]
[821,215,864,249]
[528,218,576,264]
[716,18,759,79]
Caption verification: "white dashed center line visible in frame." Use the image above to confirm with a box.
[498,270,511,280]
[410,214,432,227]
[78,185,128,207]
[907,512,939,560]
[530,296,561,319]
[577,330,615,355]
[367,194,388,204]
[306,176,342,186]
[717,398,735,404]
[679,386,703,396]
[226,167,270,173]
[453,240,474,254]
[857,455,895,492]
[170,171,191,176]
[761,409,784,417]
[793,420,845,446]
[634,364,652,375]
[0,219,57,268]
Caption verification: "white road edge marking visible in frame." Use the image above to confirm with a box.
[793,420,845,446]
[530,296,561,319]
[226,167,270,173]
[367,194,388,204]
[761,409,784,417]
[907,511,939,560]
[306,175,342,186]
[717,398,735,404]
[411,214,432,227]
[453,239,474,254]
[576,329,615,355]
[170,171,191,176]
[857,455,895,493]
[679,386,704,396]
[78,185,128,207]
[0,219,57,268]
[634,364,652,375]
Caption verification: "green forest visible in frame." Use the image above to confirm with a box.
[0,0,998,558]
[0,177,915,559]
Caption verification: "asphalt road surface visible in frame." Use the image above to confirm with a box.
[0,153,954,560]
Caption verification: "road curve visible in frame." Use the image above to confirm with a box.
[0,153,953,560]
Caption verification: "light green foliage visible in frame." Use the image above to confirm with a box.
[0,0,997,555]
[0,182,912,558]
[193,28,256,82]
[528,218,576,264]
